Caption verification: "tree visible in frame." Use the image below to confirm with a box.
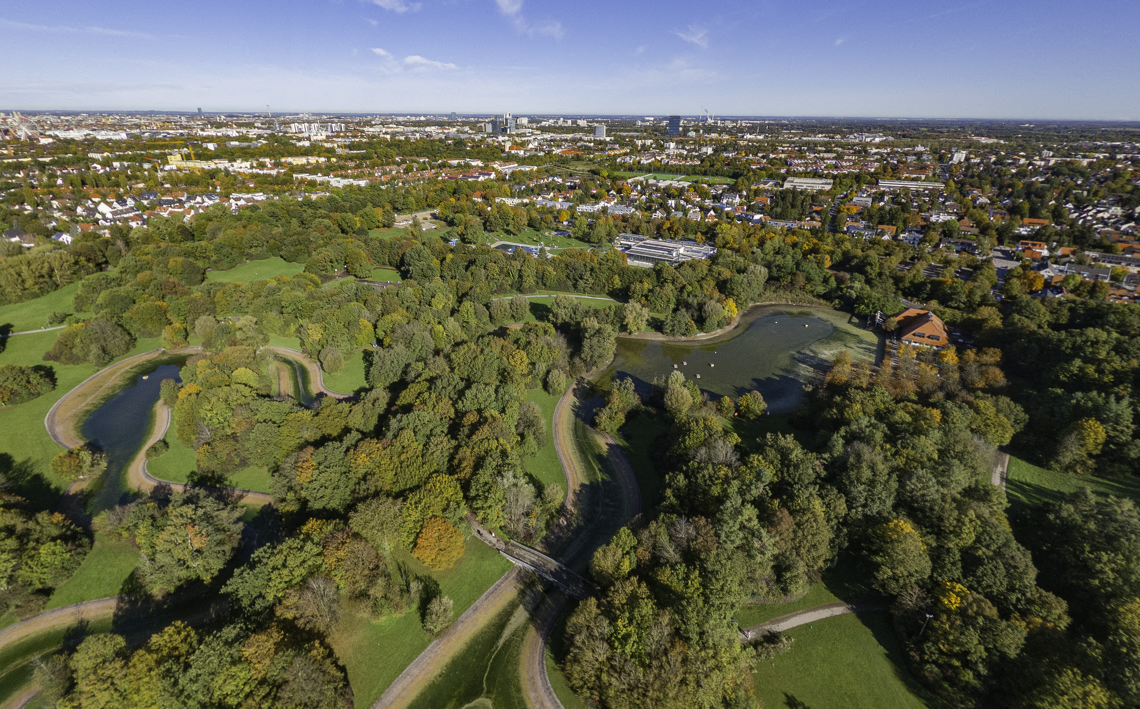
[125,491,244,594]
[423,594,454,635]
[50,446,107,481]
[869,519,931,595]
[737,390,767,419]
[663,370,693,419]
[412,517,464,570]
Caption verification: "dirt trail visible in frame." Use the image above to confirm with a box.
[369,569,522,709]
[741,601,886,638]
[262,346,351,399]
[0,597,124,654]
[991,449,1010,489]
[519,386,643,709]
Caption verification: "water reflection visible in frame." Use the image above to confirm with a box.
[81,363,183,513]
[603,308,869,414]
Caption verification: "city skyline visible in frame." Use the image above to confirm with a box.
[1,0,1138,120]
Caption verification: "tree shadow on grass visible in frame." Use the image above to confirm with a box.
[857,611,940,706]
[0,453,60,514]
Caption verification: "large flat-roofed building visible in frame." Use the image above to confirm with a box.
[616,234,717,268]
[666,115,682,136]
[877,179,945,191]
[784,177,833,192]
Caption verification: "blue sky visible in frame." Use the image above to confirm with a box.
[1,0,1137,119]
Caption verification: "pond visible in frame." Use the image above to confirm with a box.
[600,306,879,414]
[81,363,182,513]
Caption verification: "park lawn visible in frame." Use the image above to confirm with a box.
[0,281,87,333]
[323,349,368,394]
[753,612,931,709]
[333,538,513,709]
[46,535,139,609]
[521,387,565,491]
[267,335,302,350]
[1005,454,1140,507]
[0,331,163,502]
[369,267,401,282]
[205,257,304,283]
[485,228,593,251]
[522,295,617,326]
[147,435,272,494]
[736,553,871,626]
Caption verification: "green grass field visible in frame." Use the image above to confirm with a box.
[333,539,513,708]
[517,295,617,326]
[369,267,401,283]
[1006,454,1140,507]
[521,387,566,491]
[726,412,815,452]
[485,229,593,251]
[0,281,87,333]
[46,535,138,609]
[323,349,368,394]
[147,434,272,493]
[205,257,304,283]
[753,612,931,709]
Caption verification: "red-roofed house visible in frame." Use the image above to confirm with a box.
[895,308,949,348]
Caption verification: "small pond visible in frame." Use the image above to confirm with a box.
[81,363,182,513]
[600,306,878,414]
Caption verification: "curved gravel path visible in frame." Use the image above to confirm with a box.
[0,597,125,654]
[129,401,273,506]
[261,346,352,399]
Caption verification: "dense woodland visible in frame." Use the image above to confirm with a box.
[0,169,1137,708]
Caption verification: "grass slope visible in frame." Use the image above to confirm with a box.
[322,349,368,394]
[205,257,304,283]
[146,434,272,493]
[521,387,565,491]
[1006,454,1140,507]
[333,539,513,708]
[753,612,931,709]
[46,536,138,609]
[0,281,87,333]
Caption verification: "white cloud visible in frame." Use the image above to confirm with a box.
[363,17,379,26]
[0,17,156,39]
[834,37,846,46]
[634,45,646,56]
[495,0,524,14]
[674,25,708,49]
[493,0,563,39]
[404,55,457,71]
[366,0,421,14]
[371,48,455,73]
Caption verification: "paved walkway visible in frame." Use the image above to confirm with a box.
[0,324,65,337]
[992,449,1010,489]
[741,601,886,639]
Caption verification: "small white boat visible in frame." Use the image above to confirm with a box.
[673,364,678,369]
[683,361,687,365]
[141,375,149,380]
[696,374,701,379]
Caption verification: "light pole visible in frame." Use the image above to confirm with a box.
[919,613,934,636]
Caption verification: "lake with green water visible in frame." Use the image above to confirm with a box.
[601,306,878,413]
[81,363,182,513]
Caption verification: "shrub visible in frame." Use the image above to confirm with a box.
[319,347,344,374]
[0,364,55,406]
[544,368,567,396]
[50,446,107,481]
[422,594,453,635]
[43,318,134,366]
[412,517,465,570]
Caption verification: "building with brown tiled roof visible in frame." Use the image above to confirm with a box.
[895,308,949,347]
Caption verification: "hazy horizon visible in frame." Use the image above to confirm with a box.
[2,0,1138,121]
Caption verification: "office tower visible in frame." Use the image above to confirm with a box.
[666,115,682,135]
